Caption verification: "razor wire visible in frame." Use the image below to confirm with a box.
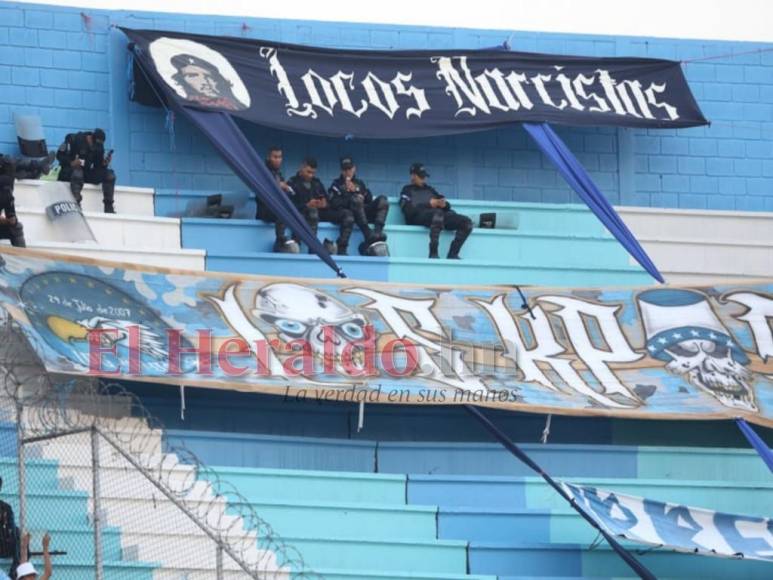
[0,316,324,579]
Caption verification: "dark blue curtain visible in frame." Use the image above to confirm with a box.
[181,107,344,277]
[736,418,773,473]
[523,122,664,283]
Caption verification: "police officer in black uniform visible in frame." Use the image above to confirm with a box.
[287,158,354,255]
[400,163,472,259]
[257,145,299,252]
[0,156,26,248]
[328,156,389,253]
[56,128,116,213]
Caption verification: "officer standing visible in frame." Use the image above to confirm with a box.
[0,157,26,248]
[287,158,354,255]
[400,163,472,259]
[56,128,116,213]
[257,145,298,252]
[328,156,389,253]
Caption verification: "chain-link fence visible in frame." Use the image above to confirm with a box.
[0,316,324,579]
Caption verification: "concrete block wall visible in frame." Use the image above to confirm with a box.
[1,1,772,211]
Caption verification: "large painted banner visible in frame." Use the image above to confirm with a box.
[561,482,773,562]
[0,248,771,426]
[124,28,708,137]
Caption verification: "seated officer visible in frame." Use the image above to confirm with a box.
[287,158,354,255]
[0,157,26,248]
[257,145,299,253]
[328,156,389,253]
[400,163,472,259]
[56,128,116,213]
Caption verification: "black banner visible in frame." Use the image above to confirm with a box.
[124,28,707,138]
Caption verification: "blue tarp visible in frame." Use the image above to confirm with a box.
[736,418,773,473]
[523,122,665,282]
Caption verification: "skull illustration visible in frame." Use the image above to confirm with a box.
[252,283,369,369]
[664,338,756,412]
[639,289,757,413]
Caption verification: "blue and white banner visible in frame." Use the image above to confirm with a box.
[0,248,771,425]
[123,28,708,137]
[561,482,773,562]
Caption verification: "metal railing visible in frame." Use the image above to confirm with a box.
[0,317,323,579]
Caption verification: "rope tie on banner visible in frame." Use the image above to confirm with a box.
[357,400,365,432]
[541,414,552,444]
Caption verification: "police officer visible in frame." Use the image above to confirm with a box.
[287,157,354,255]
[257,145,298,252]
[56,128,116,213]
[400,163,472,259]
[328,156,389,252]
[0,157,26,248]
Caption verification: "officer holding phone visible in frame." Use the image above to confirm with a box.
[400,163,473,259]
[287,157,355,255]
[56,128,116,213]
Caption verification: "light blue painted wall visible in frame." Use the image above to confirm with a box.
[1,1,772,210]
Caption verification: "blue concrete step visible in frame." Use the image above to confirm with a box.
[439,498,772,545]
[380,442,768,481]
[156,190,608,237]
[219,497,439,541]
[469,541,771,578]
[166,431,769,482]
[208,250,389,281]
[20,525,125,562]
[207,467,407,505]
[282,534,469,574]
[311,569,496,580]
[183,217,635,268]
[165,430,379,472]
[0,560,157,579]
[205,251,651,286]
[0,458,61,491]
[408,475,773,514]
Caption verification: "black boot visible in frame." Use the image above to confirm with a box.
[337,210,354,256]
[352,198,374,242]
[373,223,387,241]
[372,196,389,241]
[303,207,320,253]
[447,218,473,259]
[429,210,443,259]
[103,170,116,214]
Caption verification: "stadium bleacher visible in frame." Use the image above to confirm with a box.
[1,3,772,578]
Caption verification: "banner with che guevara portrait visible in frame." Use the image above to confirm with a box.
[0,247,771,426]
[123,27,708,138]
